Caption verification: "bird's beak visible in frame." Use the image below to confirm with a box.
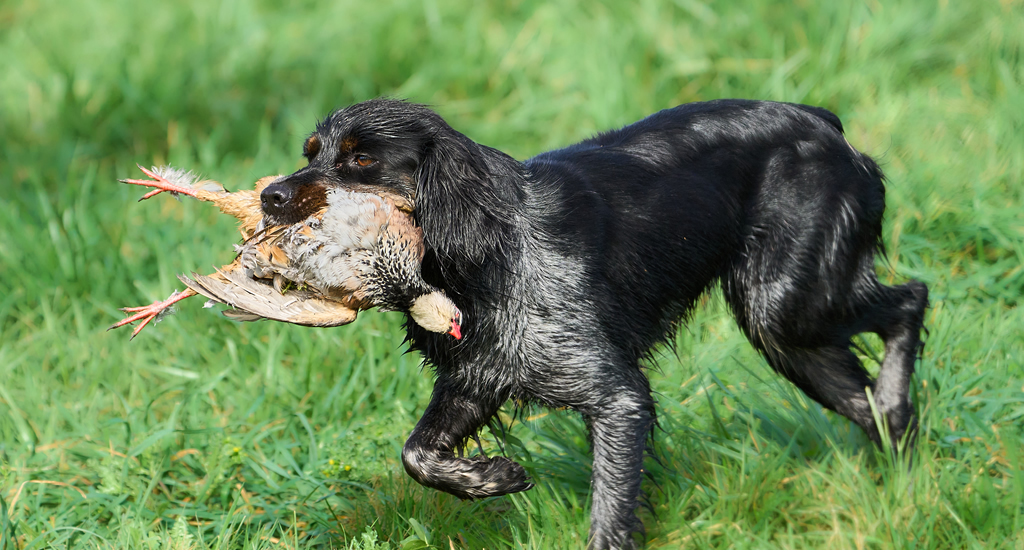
[447,309,463,340]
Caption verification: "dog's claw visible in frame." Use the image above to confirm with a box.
[109,288,197,339]
[120,164,200,201]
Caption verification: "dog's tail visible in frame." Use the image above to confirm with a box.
[793,104,845,134]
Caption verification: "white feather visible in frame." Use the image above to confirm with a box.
[151,165,226,194]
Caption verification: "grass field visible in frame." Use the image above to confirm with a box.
[2,0,1023,548]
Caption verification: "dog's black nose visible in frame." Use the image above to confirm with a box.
[260,183,294,217]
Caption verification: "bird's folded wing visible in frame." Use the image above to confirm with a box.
[178,270,358,327]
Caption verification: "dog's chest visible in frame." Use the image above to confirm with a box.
[483,245,613,406]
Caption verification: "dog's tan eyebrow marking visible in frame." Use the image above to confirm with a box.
[340,136,359,153]
[304,135,321,158]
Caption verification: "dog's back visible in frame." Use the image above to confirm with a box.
[522,100,887,354]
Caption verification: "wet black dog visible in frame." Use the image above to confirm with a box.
[259,99,928,549]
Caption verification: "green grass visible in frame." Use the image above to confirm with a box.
[1,0,1023,548]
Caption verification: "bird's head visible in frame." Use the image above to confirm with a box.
[409,292,463,340]
[448,307,463,340]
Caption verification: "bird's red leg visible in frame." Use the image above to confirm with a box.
[120,165,200,201]
[109,288,198,339]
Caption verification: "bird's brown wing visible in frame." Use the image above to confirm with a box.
[178,269,358,327]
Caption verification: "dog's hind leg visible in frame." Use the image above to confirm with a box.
[726,244,928,448]
[402,379,533,499]
[861,279,929,446]
[723,144,929,447]
[748,278,927,448]
[757,343,879,435]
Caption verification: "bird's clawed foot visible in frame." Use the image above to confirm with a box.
[120,164,200,201]
[108,288,197,339]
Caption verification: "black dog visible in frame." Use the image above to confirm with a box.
[259,99,928,549]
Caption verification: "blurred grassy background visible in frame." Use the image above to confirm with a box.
[1,0,1022,548]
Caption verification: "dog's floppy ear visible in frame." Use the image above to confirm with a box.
[414,126,522,270]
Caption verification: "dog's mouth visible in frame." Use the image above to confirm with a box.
[260,182,329,226]
[261,178,417,225]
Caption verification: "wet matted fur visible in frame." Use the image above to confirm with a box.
[259,99,929,550]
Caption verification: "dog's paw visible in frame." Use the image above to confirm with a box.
[405,448,533,499]
[453,455,534,499]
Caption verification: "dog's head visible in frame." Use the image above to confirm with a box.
[259,99,441,225]
[262,99,524,271]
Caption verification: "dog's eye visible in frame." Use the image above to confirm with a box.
[354,154,375,167]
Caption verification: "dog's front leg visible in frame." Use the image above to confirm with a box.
[402,379,533,499]
[583,388,655,550]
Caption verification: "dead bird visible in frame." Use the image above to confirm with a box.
[110,165,462,339]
